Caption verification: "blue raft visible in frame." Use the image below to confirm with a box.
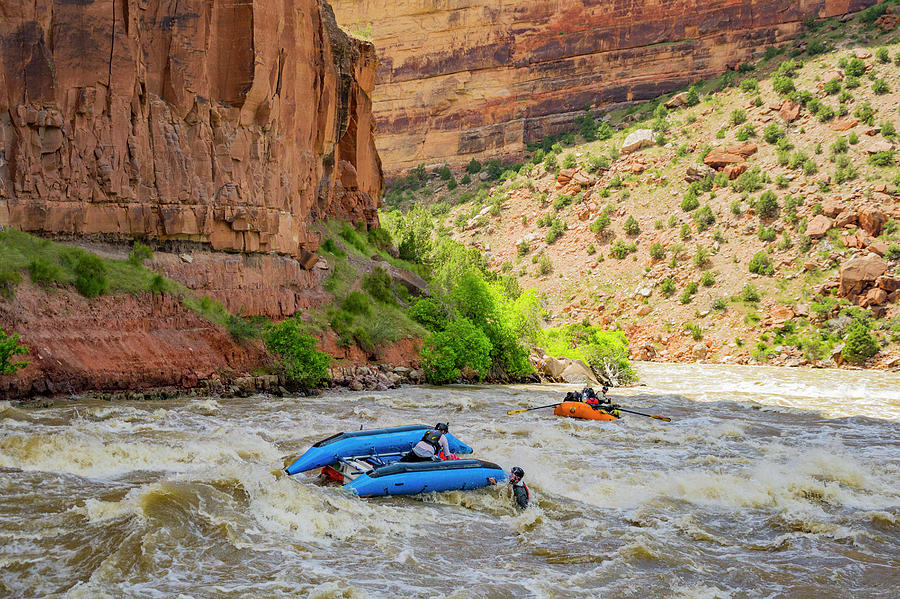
[345,459,507,497]
[284,425,474,476]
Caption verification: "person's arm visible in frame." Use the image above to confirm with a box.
[439,434,452,458]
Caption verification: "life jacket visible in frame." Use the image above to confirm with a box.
[585,396,600,405]
[421,429,444,453]
[513,482,530,509]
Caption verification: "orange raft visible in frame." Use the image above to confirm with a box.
[553,401,619,421]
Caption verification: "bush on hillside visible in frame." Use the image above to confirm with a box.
[842,318,878,364]
[0,327,29,375]
[264,319,330,388]
[362,267,395,303]
[748,251,774,275]
[422,317,493,383]
[128,241,153,266]
[409,297,450,332]
[73,253,108,298]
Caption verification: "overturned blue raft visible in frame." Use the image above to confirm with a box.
[346,459,507,497]
[284,425,505,498]
[284,425,473,476]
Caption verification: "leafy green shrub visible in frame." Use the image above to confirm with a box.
[562,153,577,169]
[841,318,878,364]
[590,213,611,235]
[872,77,891,96]
[755,190,779,218]
[596,121,614,141]
[773,76,795,95]
[422,318,492,383]
[739,78,758,93]
[855,101,876,126]
[650,242,666,260]
[362,267,394,303]
[680,223,692,240]
[0,327,29,375]
[736,124,756,141]
[822,78,841,94]
[128,241,153,266]
[537,253,553,275]
[660,278,676,296]
[732,167,764,193]
[466,159,482,173]
[342,291,371,315]
[758,226,776,242]
[681,189,700,212]
[740,284,760,303]
[831,137,849,155]
[763,124,785,144]
[546,219,567,243]
[730,199,743,215]
[368,227,393,251]
[610,240,637,259]
[320,238,345,256]
[881,121,897,139]
[73,253,108,298]
[149,274,167,295]
[27,257,60,287]
[693,205,715,231]
[409,298,449,331]
[884,245,900,261]
[748,251,774,275]
[700,271,715,287]
[265,319,330,388]
[624,215,640,235]
[693,247,710,268]
[844,57,866,77]
[731,108,747,125]
[869,151,896,167]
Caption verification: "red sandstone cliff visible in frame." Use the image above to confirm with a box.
[0,0,382,315]
[331,0,881,175]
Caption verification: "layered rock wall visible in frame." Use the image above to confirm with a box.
[331,0,880,175]
[0,0,382,259]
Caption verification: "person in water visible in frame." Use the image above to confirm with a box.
[509,466,529,509]
[399,422,456,462]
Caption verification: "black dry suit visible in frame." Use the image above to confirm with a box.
[512,482,529,509]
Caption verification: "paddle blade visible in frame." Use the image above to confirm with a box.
[506,409,528,415]
[651,415,672,422]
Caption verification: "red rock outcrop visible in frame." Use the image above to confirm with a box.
[331,0,879,174]
[0,283,269,398]
[0,0,382,258]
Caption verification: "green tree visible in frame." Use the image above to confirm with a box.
[0,328,29,375]
[74,253,108,298]
[422,317,492,383]
[264,319,330,388]
[842,319,878,364]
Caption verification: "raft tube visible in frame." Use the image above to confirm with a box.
[344,459,507,497]
[553,401,619,421]
[285,425,474,475]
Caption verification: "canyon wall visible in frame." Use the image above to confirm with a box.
[0,0,383,316]
[331,0,880,175]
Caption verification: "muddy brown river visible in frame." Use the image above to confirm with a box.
[1,363,898,598]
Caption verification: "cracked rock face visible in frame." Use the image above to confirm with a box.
[0,0,382,256]
[331,0,878,175]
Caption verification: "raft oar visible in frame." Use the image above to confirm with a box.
[612,406,671,422]
[506,402,562,415]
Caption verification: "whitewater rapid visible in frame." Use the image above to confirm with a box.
[1,364,897,598]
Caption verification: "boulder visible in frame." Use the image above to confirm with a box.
[726,143,758,157]
[858,206,887,237]
[868,241,890,257]
[860,139,894,155]
[557,168,576,184]
[839,254,889,296]
[560,359,600,386]
[542,356,568,379]
[833,209,857,228]
[876,275,900,292]
[821,69,844,82]
[572,170,596,187]
[863,287,888,306]
[636,304,652,316]
[769,304,795,326]
[724,163,747,180]
[692,342,708,360]
[779,100,800,122]
[806,215,833,238]
[685,163,716,182]
[855,48,872,59]
[822,197,845,218]
[704,150,745,170]
[665,91,691,109]
[621,129,655,154]
[830,117,859,132]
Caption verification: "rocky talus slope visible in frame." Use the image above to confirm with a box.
[332,0,879,175]
[0,0,382,317]
[423,24,900,368]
